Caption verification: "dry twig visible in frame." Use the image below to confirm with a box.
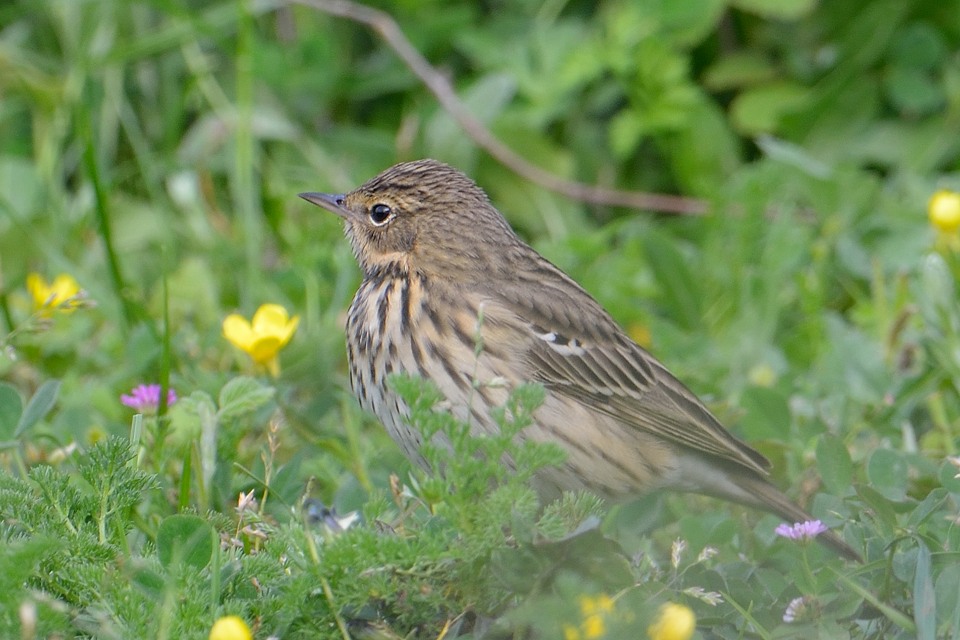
[288,0,709,215]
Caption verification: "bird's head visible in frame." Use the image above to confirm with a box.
[300,159,517,280]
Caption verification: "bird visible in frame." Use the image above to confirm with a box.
[299,158,860,561]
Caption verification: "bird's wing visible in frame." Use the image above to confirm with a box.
[526,335,770,475]
[485,272,771,476]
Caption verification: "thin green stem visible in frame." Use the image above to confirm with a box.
[179,446,193,512]
[340,396,372,492]
[35,474,79,535]
[722,592,772,640]
[320,576,353,640]
[79,103,137,328]
[927,392,956,456]
[234,0,260,304]
[10,447,30,480]
[97,480,109,544]
[210,526,222,609]
[800,547,819,595]
[829,567,916,633]
[157,271,172,455]
[130,414,144,468]
[0,285,14,338]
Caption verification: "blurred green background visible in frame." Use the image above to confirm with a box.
[2,0,960,637]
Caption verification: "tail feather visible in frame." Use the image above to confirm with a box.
[734,474,862,562]
[674,453,862,561]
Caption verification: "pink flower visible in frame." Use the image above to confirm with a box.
[120,384,177,414]
[774,520,828,542]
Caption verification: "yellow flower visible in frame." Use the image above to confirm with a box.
[929,190,960,233]
[627,322,652,349]
[86,425,108,445]
[26,273,82,314]
[209,615,252,640]
[580,594,615,617]
[565,594,615,639]
[747,363,777,388]
[223,304,299,377]
[647,603,695,640]
[582,613,605,638]
[563,625,581,640]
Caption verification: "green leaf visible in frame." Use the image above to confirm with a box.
[883,65,944,117]
[651,0,726,46]
[425,73,517,169]
[166,391,215,449]
[156,514,214,571]
[730,0,816,19]
[738,386,790,440]
[855,484,898,533]
[890,22,948,70]
[679,512,737,551]
[642,231,701,330]
[866,449,909,501]
[0,536,63,592]
[934,564,960,636]
[15,379,60,437]
[663,97,742,196]
[816,434,853,495]
[217,376,275,421]
[939,460,960,494]
[490,545,552,593]
[730,82,809,135]
[755,134,832,179]
[0,383,23,440]
[906,488,948,529]
[131,564,166,600]
[0,157,43,220]
[914,544,936,640]
[608,108,646,160]
[703,52,777,91]
[918,254,959,334]
[830,567,916,634]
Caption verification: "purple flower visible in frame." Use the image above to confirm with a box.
[120,384,177,414]
[774,519,828,542]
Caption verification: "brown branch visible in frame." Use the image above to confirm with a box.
[288,0,709,215]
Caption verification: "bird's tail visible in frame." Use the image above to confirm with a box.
[732,473,862,562]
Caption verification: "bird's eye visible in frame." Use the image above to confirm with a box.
[369,203,392,225]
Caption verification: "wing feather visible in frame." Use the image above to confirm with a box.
[526,336,770,475]
[483,265,770,476]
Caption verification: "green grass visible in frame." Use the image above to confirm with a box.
[2,0,960,638]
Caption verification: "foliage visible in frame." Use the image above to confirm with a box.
[2,0,960,638]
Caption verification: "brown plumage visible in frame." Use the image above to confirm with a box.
[300,158,860,561]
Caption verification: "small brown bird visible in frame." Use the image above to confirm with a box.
[300,159,859,561]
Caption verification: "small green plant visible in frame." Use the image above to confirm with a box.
[285,374,604,637]
[3,0,960,637]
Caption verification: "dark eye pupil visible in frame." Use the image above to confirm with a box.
[370,204,392,224]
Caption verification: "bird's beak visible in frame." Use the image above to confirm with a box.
[298,192,351,219]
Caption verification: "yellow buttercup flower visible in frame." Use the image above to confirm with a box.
[209,615,252,640]
[581,594,615,617]
[647,602,695,640]
[26,273,82,314]
[929,190,960,233]
[582,613,605,638]
[223,303,299,377]
[563,594,615,640]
